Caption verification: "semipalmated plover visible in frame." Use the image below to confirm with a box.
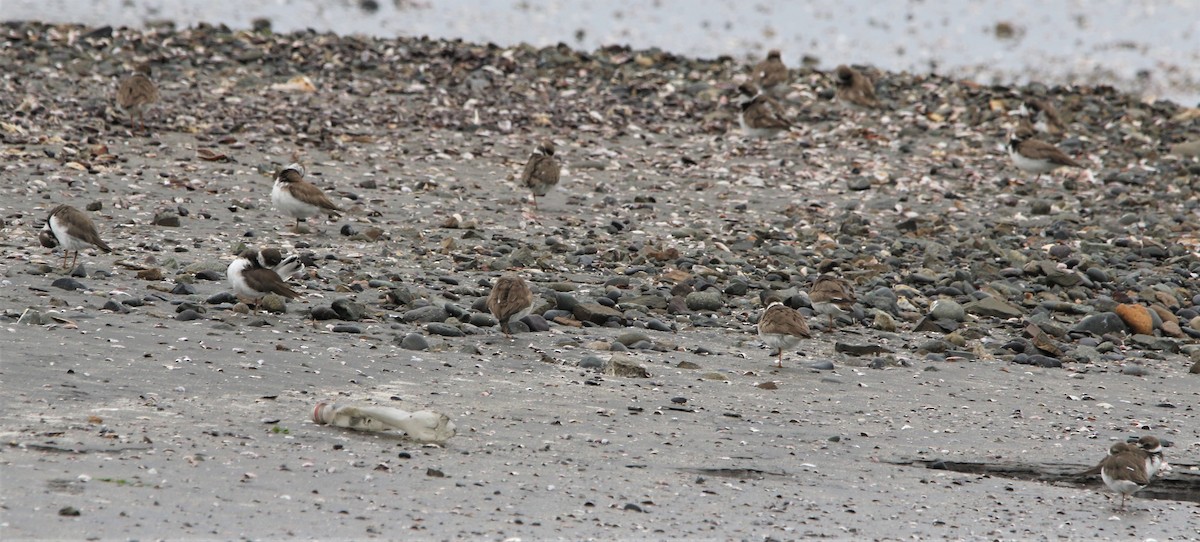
[758,292,811,367]
[521,140,561,209]
[1133,435,1165,478]
[808,274,856,328]
[1098,442,1151,511]
[270,163,341,232]
[1008,133,1083,182]
[39,204,112,269]
[227,248,300,307]
[487,274,534,338]
[1019,98,1065,137]
[253,247,306,280]
[752,49,789,96]
[737,83,791,139]
[116,62,159,133]
[834,65,879,109]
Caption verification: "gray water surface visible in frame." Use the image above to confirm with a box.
[5,0,1198,104]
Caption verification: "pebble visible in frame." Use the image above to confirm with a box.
[311,306,339,320]
[398,333,428,351]
[579,356,606,370]
[928,299,965,321]
[260,294,288,314]
[102,300,130,313]
[331,297,366,321]
[808,360,835,371]
[426,323,464,337]
[331,324,361,333]
[51,278,86,291]
[1122,364,1150,376]
[402,305,448,323]
[685,291,723,311]
[1071,312,1128,336]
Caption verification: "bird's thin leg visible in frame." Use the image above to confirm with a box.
[777,352,783,368]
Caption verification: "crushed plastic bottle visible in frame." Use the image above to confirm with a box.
[312,401,456,444]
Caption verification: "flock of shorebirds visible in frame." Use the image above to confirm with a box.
[35,47,1162,512]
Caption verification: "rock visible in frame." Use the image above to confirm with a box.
[398,333,428,350]
[574,303,622,324]
[846,177,871,191]
[207,292,237,305]
[152,212,181,227]
[51,278,86,291]
[861,287,899,315]
[963,297,1022,319]
[402,305,447,323]
[102,300,130,313]
[520,314,550,332]
[260,293,287,314]
[331,297,366,321]
[646,319,672,332]
[606,356,649,378]
[426,323,464,337]
[170,283,196,295]
[1190,360,1200,374]
[1122,364,1150,376]
[872,311,898,332]
[1168,139,1200,157]
[834,343,893,356]
[331,324,361,333]
[928,299,965,321]
[311,306,339,320]
[1114,304,1153,335]
[554,292,580,312]
[176,309,202,321]
[685,291,723,311]
[579,356,606,370]
[617,331,651,346]
[807,360,835,370]
[1072,312,1128,336]
[136,268,164,281]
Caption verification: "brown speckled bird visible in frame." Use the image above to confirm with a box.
[752,49,789,96]
[39,204,113,269]
[116,62,159,133]
[521,140,561,209]
[1008,132,1083,182]
[487,274,534,338]
[834,65,879,109]
[737,83,791,139]
[808,275,856,328]
[758,293,811,367]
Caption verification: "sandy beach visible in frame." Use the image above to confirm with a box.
[1,22,1199,540]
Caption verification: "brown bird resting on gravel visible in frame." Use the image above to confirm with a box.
[752,49,789,96]
[757,292,811,367]
[520,140,561,210]
[808,274,856,328]
[834,64,880,109]
[39,204,113,270]
[271,163,342,232]
[1007,131,1083,182]
[487,274,534,338]
[736,82,791,139]
[116,61,159,133]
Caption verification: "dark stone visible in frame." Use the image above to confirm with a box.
[311,306,339,320]
[207,292,238,304]
[520,314,550,332]
[1071,312,1128,336]
[102,300,130,313]
[152,212,181,227]
[195,270,224,281]
[176,309,202,321]
[51,278,86,291]
[402,305,448,323]
[574,303,622,324]
[426,323,464,337]
[331,297,366,321]
[398,333,429,350]
[171,283,197,295]
[331,324,361,333]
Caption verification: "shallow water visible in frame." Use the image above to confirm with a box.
[5,0,1199,104]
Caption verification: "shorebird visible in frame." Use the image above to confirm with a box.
[752,49,789,96]
[808,274,856,328]
[1008,132,1083,182]
[116,62,159,133]
[39,204,112,270]
[227,248,301,309]
[834,65,879,109]
[270,163,342,232]
[487,274,534,338]
[1018,98,1065,137]
[520,140,561,210]
[736,82,791,139]
[757,292,811,367]
[1097,442,1152,511]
